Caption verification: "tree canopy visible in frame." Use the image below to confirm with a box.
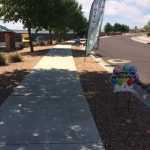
[0,0,87,52]
[104,22,130,34]
[104,23,113,34]
[144,21,150,36]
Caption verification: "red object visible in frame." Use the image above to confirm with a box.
[127,79,133,86]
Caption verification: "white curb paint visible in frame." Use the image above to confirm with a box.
[107,59,131,64]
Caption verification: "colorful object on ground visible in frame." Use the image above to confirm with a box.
[112,65,150,109]
[86,0,106,55]
[111,64,139,93]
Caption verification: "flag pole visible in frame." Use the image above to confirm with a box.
[84,0,106,62]
[84,0,95,63]
[84,50,87,62]
[84,38,88,62]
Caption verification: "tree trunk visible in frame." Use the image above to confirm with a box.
[28,27,34,52]
[58,32,62,43]
[49,30,53,45]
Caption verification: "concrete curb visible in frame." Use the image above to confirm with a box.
[131,36,150,44]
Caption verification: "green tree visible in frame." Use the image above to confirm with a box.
[104,22,129,34]
[121,24,129,32]
[50,0,87,40]
[104,23,113,34]
[144,21,150,36]
[0,0,53,52]
[113,23,122,32]
[113,23,129,33]
[0,0,87,49]
[70,5,88,37]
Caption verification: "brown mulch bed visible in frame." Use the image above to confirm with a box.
[72,47,150,150]
[0,46,52,106]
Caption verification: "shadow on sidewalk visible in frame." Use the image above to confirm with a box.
[22,49,49,56]
[22,47,85,58]
[0,48,150,150]
[0,70,30,106]
[0,68,103,150]
[0,47,84,107]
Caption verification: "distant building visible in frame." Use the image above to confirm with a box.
[0,25,76,50]
[0,25,16,51]
[14,29,51,46]
[0,27,50,49]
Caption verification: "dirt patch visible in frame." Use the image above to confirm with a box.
[72,48,150,150]
[0,46,52,105]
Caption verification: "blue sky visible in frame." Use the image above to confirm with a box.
[0,0,150,29]
[79,0,150,28]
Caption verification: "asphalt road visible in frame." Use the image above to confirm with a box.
[96,35,150,84]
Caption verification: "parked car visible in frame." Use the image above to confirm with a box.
[74,37,80,45]
[36,36,48,46]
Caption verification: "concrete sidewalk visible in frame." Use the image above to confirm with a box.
[0,45,105,150]
[131,36,150,44]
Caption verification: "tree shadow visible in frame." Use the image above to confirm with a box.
[0,68,104,149]
[22,47,86,58]
[22,48,50,56]
[1,67,149,150]
[0,69,30,106]
[0,48,150,150]
[0,47,85,107]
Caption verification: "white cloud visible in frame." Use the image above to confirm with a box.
[104,0,150,27]
[136,0,150,9]
[0,20,24,30]
[77,0,93,18]
[143,14,150,24]
[78,0,149,27]
[105,1,141,18]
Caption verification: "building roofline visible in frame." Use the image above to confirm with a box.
[0,25,14,33]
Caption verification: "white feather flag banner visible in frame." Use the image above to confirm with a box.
[86,0,106,55]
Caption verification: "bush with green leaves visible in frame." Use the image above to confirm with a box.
[9,53,22,63]
[0,53,7,66]
[147,32,150,37]
[104,22,130,34]
[144,21,150,35]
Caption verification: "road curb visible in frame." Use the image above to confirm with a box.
[91,55,114,73]
[131,36,150,44]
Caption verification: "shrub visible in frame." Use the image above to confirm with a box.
[9,53,22,63]
[147,32,150,37]
[0,53,7,66]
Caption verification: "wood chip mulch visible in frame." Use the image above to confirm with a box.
[72,47,150,150]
